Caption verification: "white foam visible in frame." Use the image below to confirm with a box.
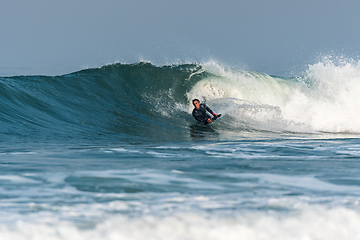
[1,207,360,240]
[0,175,40,184]
[146,151,179,158]
[8,152,38,155]
[233,173,360,193]
[187,58,360,133]
[108,148,141,154]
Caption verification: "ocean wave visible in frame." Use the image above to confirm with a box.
[1,58,360,143]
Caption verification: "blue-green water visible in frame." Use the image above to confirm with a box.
[2,61,360,239]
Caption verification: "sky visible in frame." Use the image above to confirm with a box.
[1,0,360,76]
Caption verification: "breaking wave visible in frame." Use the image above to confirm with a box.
[1,57,360,143]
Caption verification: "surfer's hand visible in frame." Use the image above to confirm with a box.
[206,118,212,124]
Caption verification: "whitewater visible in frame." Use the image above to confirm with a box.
[1,57,360,240]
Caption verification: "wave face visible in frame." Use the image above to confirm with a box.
[2,58,360,144]
[0,63,208,143]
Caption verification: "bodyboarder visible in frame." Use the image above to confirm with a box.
[192,99,221,125]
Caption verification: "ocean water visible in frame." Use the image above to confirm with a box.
[2,58,360,239]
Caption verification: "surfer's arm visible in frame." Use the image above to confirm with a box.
[204,105,217,116]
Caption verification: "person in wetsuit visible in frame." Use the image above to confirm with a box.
[192,99,220,125]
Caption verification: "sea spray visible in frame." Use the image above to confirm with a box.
[288,56,360,132]
[186,58,360,133]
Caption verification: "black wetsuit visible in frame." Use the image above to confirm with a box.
[192,103,215,125]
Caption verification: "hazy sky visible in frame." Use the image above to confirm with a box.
[1,0,360,76]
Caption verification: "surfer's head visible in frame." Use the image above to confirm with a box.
[192,99,200,109]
